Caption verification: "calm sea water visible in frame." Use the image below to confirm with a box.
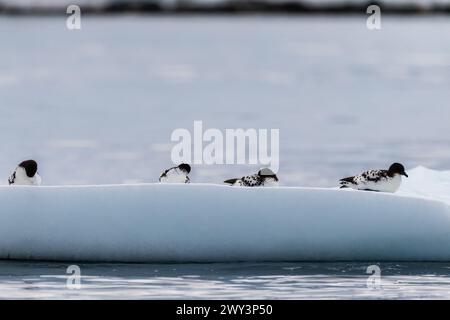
[0,261,449,299]
[1,16,450,187]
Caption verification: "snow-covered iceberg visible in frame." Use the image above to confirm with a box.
[0,167,449,262]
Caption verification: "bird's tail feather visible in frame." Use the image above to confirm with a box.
[339,176,355,188]
[340,176,355,183]
[224,178,238,185]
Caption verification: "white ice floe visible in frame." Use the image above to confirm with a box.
[0,167,449,262]
[398,166,450,205]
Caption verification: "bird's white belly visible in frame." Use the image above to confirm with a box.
[358,175,402,193]
[11,168,41,186]
[12,176,33,185]
[263,179,279,187]
[160,173,187,183]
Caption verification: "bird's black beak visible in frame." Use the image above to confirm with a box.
[274,176,279,182]
[403,172,408,178]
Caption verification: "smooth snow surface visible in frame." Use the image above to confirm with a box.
[0,167,449,262]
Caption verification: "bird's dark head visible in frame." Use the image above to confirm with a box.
[258,168,278,181]
[19,159,38,178]
[388,163,408,177]
[178,163,191,174]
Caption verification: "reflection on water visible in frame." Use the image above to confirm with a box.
[1,261,450,299]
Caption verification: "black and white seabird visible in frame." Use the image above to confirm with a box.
[159,163,191,183]
[339,162,408,193]
[8,159,42,186]
[224,168,279,187]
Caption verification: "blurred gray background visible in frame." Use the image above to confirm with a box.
[0,1,449,186]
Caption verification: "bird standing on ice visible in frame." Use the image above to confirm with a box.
[159,163,191,183]
[339,163,408,193]
[224,168,279,187]
[8,159,42,186]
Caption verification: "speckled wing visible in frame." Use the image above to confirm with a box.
[241,174,262,187]
[354,170,388,184]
